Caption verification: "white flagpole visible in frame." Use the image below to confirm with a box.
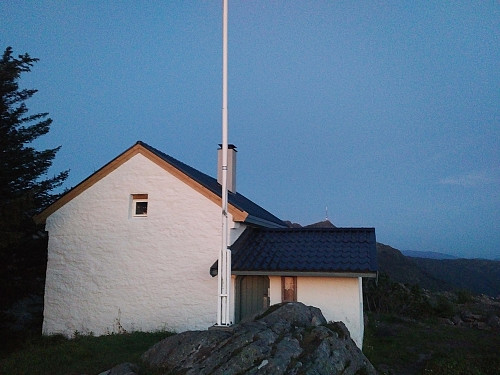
[217,0,231,326]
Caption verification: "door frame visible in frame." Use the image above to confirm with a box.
[234,275,270,323]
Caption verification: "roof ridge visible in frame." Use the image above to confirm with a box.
[35,141,285,228]
[253,227,375,232]
[138,141,285,228]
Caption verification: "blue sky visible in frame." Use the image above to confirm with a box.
[2,1,499,259]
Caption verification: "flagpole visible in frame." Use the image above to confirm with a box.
[217,0,231,326]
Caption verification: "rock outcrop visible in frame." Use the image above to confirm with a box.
[98,362,139,375]
[141,302,376,375]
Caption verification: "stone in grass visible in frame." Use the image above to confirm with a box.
[98,362,139,375]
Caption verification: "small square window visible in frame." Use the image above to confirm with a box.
[135,201,148,216]
[131,194,148,217]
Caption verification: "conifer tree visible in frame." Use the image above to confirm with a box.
[0,46,68,306]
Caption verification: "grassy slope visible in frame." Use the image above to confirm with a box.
[2,308,500,375]
[364,313,500,375]
[3,318,499,375]
[0,331,172,375]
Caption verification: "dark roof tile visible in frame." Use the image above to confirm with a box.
[230,227,377,275]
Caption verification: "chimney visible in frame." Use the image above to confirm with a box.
[217,144,237,193]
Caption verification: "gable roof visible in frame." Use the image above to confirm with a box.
[303,219,337,228]
[35,141,286,228]
[224,226,377,277]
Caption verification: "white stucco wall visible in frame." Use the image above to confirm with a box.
[43,153,242,337]
[269,276,364,348]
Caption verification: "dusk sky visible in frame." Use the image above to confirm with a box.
[2,1,499,259]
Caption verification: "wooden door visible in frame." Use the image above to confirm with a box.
[281,276,297,302]
[235,276,270,323]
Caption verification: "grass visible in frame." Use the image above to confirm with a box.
[0,331,173,375]
[2,303,499,375]
[363,313,500,375]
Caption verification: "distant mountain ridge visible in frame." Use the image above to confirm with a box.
[401,250,458,260]
[377,243,500,297]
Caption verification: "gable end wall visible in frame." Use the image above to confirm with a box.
[43,153,240,336]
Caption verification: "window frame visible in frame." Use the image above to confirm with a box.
[131,194,148,217]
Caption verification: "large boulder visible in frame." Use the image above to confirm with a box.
[141,302,376,375]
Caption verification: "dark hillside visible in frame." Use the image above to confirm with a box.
[377,243,500,296]
[376,243,450,291]
[402,250,458,259]
[412,257,500,297]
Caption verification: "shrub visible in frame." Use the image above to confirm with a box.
[456,289,473,304]
[363,273,432,318]
[433,295,456,318]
